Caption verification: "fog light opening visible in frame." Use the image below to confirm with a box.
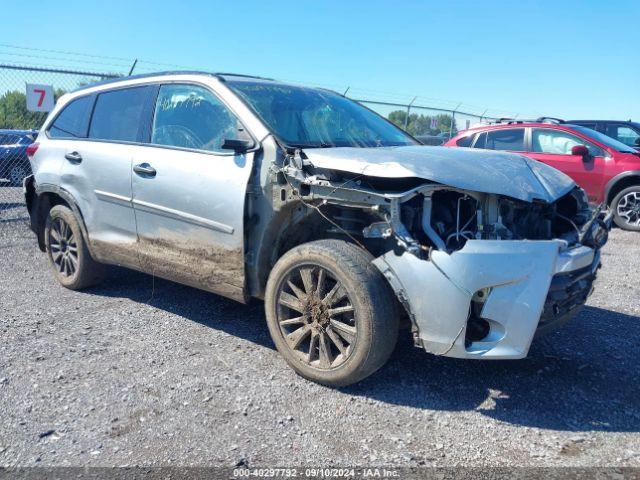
[465,316,491,348]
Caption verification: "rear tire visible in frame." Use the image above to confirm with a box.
[611,186,640,231]
[44,205,104,290]
[265,239,398,387]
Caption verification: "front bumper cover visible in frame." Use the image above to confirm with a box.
[374,240,600,359]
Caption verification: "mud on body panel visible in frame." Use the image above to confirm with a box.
[137,236,245,302]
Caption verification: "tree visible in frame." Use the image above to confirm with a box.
[0,88,67,130]
[388,110,457,137]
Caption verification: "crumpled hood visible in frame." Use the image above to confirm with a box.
[302,145,576,203]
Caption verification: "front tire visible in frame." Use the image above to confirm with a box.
[265,239,398,387]
[44,205,104,290]
[611,186,640,231]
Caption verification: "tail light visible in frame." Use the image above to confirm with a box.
[26,142,39,158]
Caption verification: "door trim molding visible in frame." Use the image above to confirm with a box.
[94,189,132,207]
[132,198,234,234]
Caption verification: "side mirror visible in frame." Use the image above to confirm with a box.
[634,137,640,147]
[571,144,590,159]
[221,138,253,153]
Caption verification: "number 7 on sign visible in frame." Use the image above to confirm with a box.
[34,89,46,107]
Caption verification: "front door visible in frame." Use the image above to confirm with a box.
[527,128,607,202]
[131,83,255,301]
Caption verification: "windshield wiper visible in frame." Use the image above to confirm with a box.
[289,142,334,149]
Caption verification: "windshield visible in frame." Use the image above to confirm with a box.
[571,125,637,153]
[227,81,417,148]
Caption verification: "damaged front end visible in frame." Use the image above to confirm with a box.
[282,148,611,359]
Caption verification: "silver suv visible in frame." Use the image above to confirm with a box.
[25,72,610,386]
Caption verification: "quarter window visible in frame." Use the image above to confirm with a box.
[532,129,604,157]
[150,84,249,152]
[49,95,94,139]
[89,86,152,142]
[455,135,474,147]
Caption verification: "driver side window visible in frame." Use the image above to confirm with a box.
[151,84,249,153]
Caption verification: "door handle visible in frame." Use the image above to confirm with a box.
[64,151,82,163]
[133,163,156,177]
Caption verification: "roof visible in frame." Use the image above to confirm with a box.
[71,70,276,93]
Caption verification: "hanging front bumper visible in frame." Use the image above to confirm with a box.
[373,240,601,359]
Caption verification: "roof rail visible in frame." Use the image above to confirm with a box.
[489,116,566,125]
[72,70,276,93]
[535,117,565,124]
[216,72,276,81]
[490,118,530,125]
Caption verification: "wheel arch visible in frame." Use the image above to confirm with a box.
[604,170,640,205]
[249,201,354,299]
[30,182,93,256]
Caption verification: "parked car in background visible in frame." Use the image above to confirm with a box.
[416,131,452,146]
[445,119,640,231]
[567,120,640,150]
[25,72,609,386]
[0,129,37,186]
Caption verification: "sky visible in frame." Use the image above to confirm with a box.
[3,0,639,120]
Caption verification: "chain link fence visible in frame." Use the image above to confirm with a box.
[355,99,501,144]
[0,65,118,230]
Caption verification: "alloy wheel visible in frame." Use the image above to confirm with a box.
[49,217,79,277]
[617,191,640,228]
[276,265,357,370]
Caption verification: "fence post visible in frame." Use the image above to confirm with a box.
[404,96,417,131]
[449,103,461,138]
[128,59,138,76]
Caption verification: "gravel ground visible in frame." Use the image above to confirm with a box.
[0,187,28,223]
[0,221,639,468]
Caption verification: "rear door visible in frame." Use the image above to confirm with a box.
[130,82,255,301]
[526,128,607,202]
[58,86,155,268]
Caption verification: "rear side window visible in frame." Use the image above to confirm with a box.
[49,95,94,138]
[89,86,152,142]
[485,129,524,151]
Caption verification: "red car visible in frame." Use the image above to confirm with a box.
[445,119,640,231]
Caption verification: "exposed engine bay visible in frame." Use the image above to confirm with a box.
[281,151,607,257]
[278,148,611,359]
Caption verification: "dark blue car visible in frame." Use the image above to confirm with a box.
[0,129,38,186]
